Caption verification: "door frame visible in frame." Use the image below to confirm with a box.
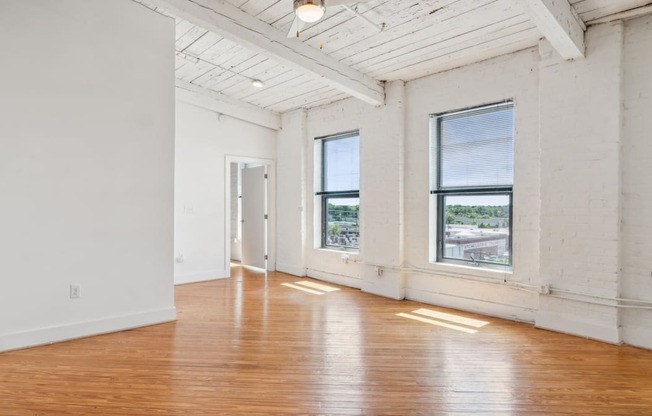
[225,155,276,274]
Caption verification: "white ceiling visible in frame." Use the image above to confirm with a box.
[134,0,652,115]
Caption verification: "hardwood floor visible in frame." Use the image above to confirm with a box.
[2,266,652,415]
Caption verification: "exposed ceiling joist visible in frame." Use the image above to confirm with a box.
[587,4,652,25]
[176,80,281,130]
[148,0,385,106]
[519,0,586,59]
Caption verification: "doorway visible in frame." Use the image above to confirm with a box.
[226,157,275,273]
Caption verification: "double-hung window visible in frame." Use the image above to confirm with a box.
[430,101,514,269]
[316,131,360,251]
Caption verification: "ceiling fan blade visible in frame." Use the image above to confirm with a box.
[287,16,306,38]
[341,5,382,31]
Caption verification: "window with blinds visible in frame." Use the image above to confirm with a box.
[430,102,514,269]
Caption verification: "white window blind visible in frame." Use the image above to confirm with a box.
[436,104,514,189]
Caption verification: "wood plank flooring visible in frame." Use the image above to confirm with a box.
[2,266,652,415]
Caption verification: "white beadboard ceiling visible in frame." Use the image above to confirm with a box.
[134,0,652,115]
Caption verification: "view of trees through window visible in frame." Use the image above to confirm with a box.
[445,204,510,229]
[442,195,510,265]
[432,101,514,269]
[318,131,360,250]
[325,198,359,249]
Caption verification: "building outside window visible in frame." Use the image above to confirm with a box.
[316,131,360,250]
[430,101,514,269]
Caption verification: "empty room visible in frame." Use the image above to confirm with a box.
[2,0,652,414]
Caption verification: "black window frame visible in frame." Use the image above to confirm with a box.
[316,131,360,251]
[431,101,514,270]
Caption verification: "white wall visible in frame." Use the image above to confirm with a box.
[621,15,652,349]
[536,22,623,343]
[301,82,407,297]
[229,162,242,262]
[174,101,276,284]
[275,110,307,277]
[0,0,176,352]
[276,15,652,349]
[274,82,408,291]
[405,48,541,323]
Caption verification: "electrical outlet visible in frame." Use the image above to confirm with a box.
[70,285,81,299]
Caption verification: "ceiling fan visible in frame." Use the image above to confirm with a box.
[288,0,382,38]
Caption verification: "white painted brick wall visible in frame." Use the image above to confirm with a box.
[404,48,542,321]
[358,81,406,299]
[295,81,408,296]
[407,49,542,282]
[303,98,366,288]
[274,16,652,349]
[621,15,652,349]
[536,23,624,343]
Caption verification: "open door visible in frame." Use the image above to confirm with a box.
[241,165,267,269]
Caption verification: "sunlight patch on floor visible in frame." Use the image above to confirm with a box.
[411,308,489,328]
[281,281,341,295]
[281,283,325,295]
[396,308,491,334]
[294,281,340,293]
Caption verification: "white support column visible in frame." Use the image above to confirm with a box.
[360,80,407,300]
[536,23,624,344]
[276,109,308,277]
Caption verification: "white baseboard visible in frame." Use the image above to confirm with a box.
[0,307,177,353]
[174,269,229,285]
[535,311,621,344]
[361,269,405,300]
[405,288,536,323]
[306,269,362,290]
[362,280,405,300]
[276,263,306,277]
[621,323,652,350]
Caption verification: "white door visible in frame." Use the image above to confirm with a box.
[241,166,266,269]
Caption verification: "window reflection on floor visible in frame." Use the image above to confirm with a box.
[281,283,325,295]
[397,308,490,334]
[295,281,340,293]
[281,281,341,295]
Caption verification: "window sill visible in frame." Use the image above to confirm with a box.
[425,261,512,280]
[318,247,359,255]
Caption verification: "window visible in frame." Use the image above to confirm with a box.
[316,131,360,250]
[430,102,514,269]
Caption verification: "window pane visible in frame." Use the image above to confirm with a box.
[439,105,513,188]
[442,194,510,265]
[325,197,359,249]
[324,135,359,192]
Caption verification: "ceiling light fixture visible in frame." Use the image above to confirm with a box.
[251,79,264,88]
[294,0,325,23]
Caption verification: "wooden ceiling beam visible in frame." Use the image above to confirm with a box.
[519,0,586,59]
[176,80,281,130]
[148,0,385,106]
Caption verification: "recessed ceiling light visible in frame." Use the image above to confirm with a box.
[252,79,264,88]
